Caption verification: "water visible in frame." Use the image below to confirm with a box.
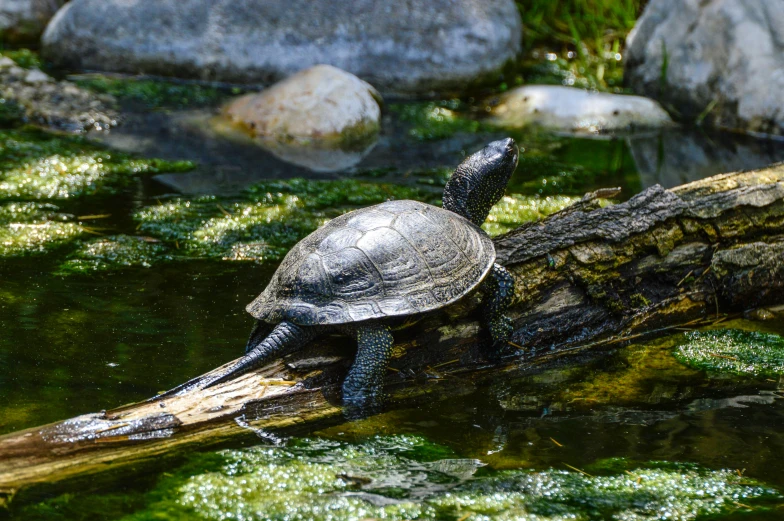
[2,100,784,519]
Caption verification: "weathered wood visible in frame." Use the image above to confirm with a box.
[2,163,784,507]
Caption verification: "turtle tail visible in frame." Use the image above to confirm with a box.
[202,321,314,390]
[148,321,313,401]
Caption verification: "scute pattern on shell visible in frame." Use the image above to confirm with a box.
[247,200,495,325]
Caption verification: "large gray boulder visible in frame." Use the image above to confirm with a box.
[41,0,522,96]
[0,0,63,43]
[625,0,784,136]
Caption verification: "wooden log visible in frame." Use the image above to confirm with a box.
[2,163,783,507]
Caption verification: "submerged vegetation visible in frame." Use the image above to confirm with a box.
[0,128,193,257]
[0,129,194,199]
[390,101,487,141]
[129,179,440,267]
[61,235,173,274]
[674,329,784,377]
[0,125,635,268]
[16,435,781,520]
[0,202,84,256]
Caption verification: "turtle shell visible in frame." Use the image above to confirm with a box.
[246,199,495,325]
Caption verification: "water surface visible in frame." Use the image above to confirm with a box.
[2,101,784,519]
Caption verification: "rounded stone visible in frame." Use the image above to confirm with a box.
[487,85,673,133]
[41,0,522,96]
[224,65,382,148]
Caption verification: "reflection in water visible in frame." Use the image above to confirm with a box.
[319,322,784,493]
[0,261,273,433]
[255,136,377,172]
[628,129,784,189]
[92,104,784,199]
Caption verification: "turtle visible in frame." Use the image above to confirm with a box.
[193,138,519,408]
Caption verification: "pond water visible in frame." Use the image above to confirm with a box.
[2,97,784,520]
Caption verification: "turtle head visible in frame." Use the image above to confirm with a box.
[443,138,519,227]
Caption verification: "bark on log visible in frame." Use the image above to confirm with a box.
[2,163,784,507]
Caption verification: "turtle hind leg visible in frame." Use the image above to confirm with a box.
[482,263,516,357]
[203,321,314,390]
[342,322,394,411]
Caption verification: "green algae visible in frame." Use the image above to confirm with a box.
[0,221,84,256]
[189,197,325,261]
[0,129,194,199]
[17,435,779,521]
[132,178,439,264]
[59,235,174,274]
[53,176,578,271]
[0,201,63,224]
[72,74,238,109]
[245,178,438,209]
[483,193,579,236]
[674,329,784,378]
[391,101,488,141]
[0,201,85,256]
[497,334,702,412]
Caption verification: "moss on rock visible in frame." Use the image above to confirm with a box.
[72,74,234,110]
[0,49,42,70]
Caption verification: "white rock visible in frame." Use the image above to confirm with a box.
[224,65,382,147]
[488,85,673,133]
[23,68,52,84]
[625,0,784,136]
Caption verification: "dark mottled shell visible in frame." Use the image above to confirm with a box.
[246,200,495,325]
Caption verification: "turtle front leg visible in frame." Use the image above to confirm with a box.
[482,263,516,356]
[342,322,394,409]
